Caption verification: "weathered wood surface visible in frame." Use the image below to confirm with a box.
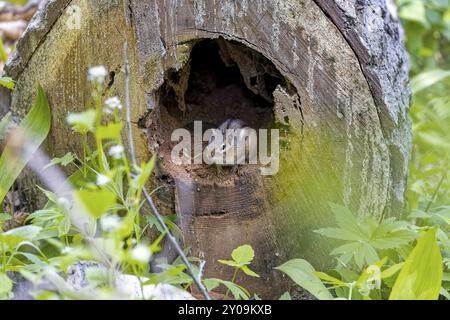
[5,0,411,298]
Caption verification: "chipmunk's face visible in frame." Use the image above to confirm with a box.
[207,119,254,166]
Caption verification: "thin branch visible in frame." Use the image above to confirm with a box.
[425,171,447,213]
[122,42,211,300]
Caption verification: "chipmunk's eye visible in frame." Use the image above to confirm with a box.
[221,144,226,151]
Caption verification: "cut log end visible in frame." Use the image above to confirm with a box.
[6,0,411,299]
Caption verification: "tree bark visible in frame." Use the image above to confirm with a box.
[5,0,411,298]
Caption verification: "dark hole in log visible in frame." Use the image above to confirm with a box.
[150,37,288,181]
[160,38,282,129]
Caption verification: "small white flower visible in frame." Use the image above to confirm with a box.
[105,96,122,113]
[108,145,124,159]
[96,174,111,186]
[57,197,71,212]
[88,65,108,83]
[131,244,151,263]
[100,215,121,232]
[62,246,73,254]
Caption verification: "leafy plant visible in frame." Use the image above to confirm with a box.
[390,228,443,300]
[0,67,205,300]
[315,203,416,269]
[276,204,447,300]
[275,259,333,300]
[0,85,51,204]
[208,244,260,299]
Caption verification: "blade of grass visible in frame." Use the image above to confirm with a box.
[0,84,51,203]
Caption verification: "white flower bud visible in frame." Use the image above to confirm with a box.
[88,66,108,83]
[131,244,151,263]
[108,145,124,159]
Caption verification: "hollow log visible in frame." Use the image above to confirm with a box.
[5,0,411,298]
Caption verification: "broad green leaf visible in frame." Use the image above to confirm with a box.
[231,244,255,264]
[315,227,363,241]
[5,225,42,240]
[0,233,25,252]
[74,189,116,218]
[275,259,333,300]
[0,85,51,204]
[380,263,405,279]
[389,228,443,300]
[241,265,260,278]
[411,69,450,93]
[67,109,96,134]
[217,259,243,267]
[371,229,416,249]
[329,203,366,238]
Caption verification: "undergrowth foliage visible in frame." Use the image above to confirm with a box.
[0,66,259,300]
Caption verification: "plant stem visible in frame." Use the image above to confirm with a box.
[122,42,211,300]
[425,171,447,212]
[224,267,239,300]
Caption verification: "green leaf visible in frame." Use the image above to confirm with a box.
[74,189,116,218]
[411,69,450,93]
[314,272,348,288]
[0,85,51,204]
[67,109,96,134]
[0,37,8,63]
[389,228,443,300]
[5,225,42,240]
[132,156,156,192]
[315,227,363,241]
[275,259,333,300]
[0,233,25,252]
[329,203,366,239]
[279,291,292,300]
[231,244,255,265]
[370,229,417,250]
[0,77,15,90]
[96,123,123,141]
[0,273,12,298]
[380,263,404,279]
[399,0,428,27]
[217,259,243,267]
[0,213,11,222]
[204,278,250,300]
[44,152,76,169]
[241,265,260,278]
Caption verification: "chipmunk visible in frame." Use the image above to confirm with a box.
[207,118,257,172]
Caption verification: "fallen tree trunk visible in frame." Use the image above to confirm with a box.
[5,0,411,298]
